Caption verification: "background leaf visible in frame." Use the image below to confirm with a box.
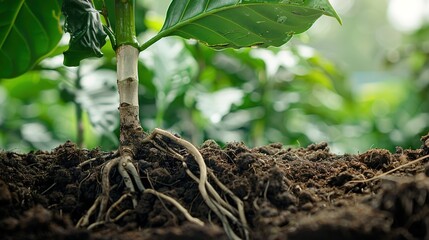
[2,0,428,154]
[156,0,340,50]
[62,0,107,66]
[74,69,119,142]
[0,0,62,78]
[140,37,198,127]
[196,88,244,124]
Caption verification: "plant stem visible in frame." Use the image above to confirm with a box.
[76,67,84,148]
[115,0,138,48]
[117,46,139,107]
[115,0,142,147]
[117,45,141,145]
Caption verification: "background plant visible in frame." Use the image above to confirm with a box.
[1,0,428,153]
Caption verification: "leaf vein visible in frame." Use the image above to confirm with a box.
[179,0,192,22]
[0,0,25,49]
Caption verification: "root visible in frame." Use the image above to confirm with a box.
[76,154,144,228]
[106,193,134,223]
[144,188,204,226]
[76,195,102,228]
[78,151,119,168]
[77,128,249,240]
[143,128,249,240]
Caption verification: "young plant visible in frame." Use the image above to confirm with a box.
[0,0,340,239]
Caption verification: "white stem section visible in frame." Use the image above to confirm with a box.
[117,45,139,106]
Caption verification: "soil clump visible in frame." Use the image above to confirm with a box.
[1,133,429,240]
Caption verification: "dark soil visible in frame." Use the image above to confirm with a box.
[1,133,429,240]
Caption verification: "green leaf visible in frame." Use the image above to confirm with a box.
[142,0,340,51]
[196,88,244,124]
[75,69,119,136]
[140,37,198,125]
[0,0,62,78]
[62,0,107,66]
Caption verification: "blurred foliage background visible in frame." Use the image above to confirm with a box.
[1,0,429,153]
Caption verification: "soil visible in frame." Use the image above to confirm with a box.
[1,132,429,240]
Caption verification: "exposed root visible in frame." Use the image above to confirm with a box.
[143,128,249,240]
[76,195,102,228]
[78,151,119,168]
[209,170,249,238]
[106,193,134,223]
[144,188,204,226]
[77,128,249,240]
[76,154,144,228]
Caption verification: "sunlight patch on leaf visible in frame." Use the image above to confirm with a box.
[196,88,244,124]
[75,69,119,138]
[311,86,344,110]
[140,37,198,124]
[21,122,62,150]
[250,48,299,77]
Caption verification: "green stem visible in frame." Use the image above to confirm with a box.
[76,67,84,148]
[139,31,169,51]
[115,0,139,48]
[115,0,142,147]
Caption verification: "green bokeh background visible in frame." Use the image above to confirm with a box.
[1,0,428,154]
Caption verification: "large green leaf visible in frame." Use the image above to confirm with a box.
[142,0,340,50]
[0,0,62,78]
[62,0,107,66]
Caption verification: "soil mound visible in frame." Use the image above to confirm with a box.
[1,134,429,240]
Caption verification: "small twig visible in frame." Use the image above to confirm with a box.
[78,151,119,168]
[348,154,429,184]
[41,183,56,195]
[263,180,270,200]
[78,157,100,168]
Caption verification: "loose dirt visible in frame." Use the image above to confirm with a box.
[1,132,429,240]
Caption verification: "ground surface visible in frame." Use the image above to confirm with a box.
[1,133,429,240]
